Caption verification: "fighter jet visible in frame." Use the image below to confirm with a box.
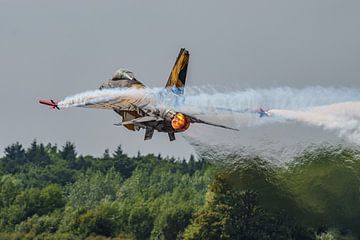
[39,48,238,141]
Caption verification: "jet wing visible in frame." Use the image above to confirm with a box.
[75,92,153,111]
[184,114,239,131]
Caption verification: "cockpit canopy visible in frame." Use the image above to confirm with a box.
[99,68,144,90]
[112,69,135,81]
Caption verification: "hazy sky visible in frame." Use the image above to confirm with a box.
[1,0,359,158]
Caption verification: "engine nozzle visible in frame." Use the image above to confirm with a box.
[171,112,190,131]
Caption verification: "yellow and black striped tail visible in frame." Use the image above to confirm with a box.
[165,48,189,95]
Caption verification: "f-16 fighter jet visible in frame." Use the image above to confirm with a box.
[39,48,238,141]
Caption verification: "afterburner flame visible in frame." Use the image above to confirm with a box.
[171,113,190,131]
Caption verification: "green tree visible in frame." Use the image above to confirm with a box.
[59,142,77,168]
[14,184,65,222]
[79,201,119,237]
[1,142,27,173]
[128,206,154,240]
[183,175,294,240]
[39,184,65,214]
[103,149,110,159]
[15,209,63,234]
[0,175,23,208]
[113,145,134,179]
[152,205,193,240]
[26,140,51,167]
[67,170,121,210]
[74,155,90,171]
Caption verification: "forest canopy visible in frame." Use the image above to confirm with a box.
[0,141,359,239]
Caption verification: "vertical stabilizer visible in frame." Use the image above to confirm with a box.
[165,48,189,95]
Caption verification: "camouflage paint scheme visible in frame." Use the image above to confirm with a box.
[87,49,192,136]
[40,49,238,141]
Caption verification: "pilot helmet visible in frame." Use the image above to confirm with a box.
[112,69,135,80]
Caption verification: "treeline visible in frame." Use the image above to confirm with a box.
[0,141,358,239]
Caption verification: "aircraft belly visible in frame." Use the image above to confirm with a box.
[124,124,136,131]
[120,111,140,131]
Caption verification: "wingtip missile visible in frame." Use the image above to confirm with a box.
[39,99,60,110]
[256,108,270,118]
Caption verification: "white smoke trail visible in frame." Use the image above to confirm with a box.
[271,102,360,144]
[58,86,360,109]
[175,86,360,129]
[57,88,162,108]
[55,86,360,145]
[179,86,360,159]
[183,86,360,110]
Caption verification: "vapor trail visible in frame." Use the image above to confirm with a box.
[271,102,360,144]
[183,86,360,111]
[55,86,360,144]
[180,86,360,149]
[57,86,360,110]
[57,88,160,109]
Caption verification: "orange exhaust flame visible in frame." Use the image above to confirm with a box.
[171,113,190,131]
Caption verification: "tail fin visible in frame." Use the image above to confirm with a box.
[165,48,189,95]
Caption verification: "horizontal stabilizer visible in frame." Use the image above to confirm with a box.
[185,114,239,131]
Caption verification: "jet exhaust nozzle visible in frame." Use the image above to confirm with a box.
[171,112,191,131]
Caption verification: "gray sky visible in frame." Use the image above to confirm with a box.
[1,0,359,158]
